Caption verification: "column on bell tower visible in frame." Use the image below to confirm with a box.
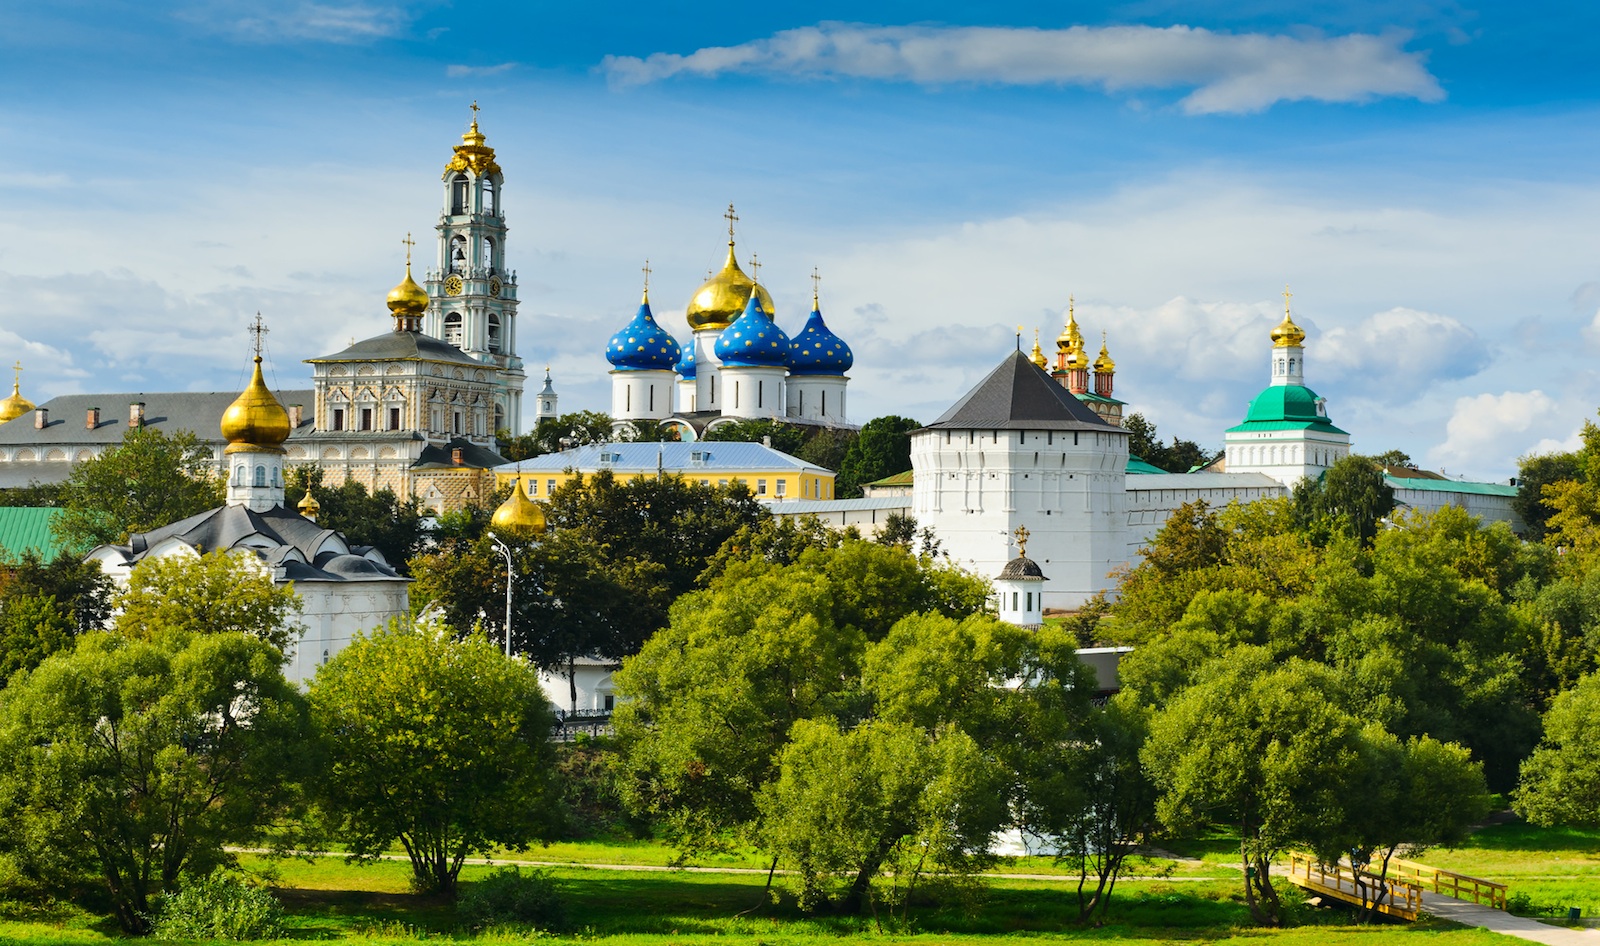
[423,103,527,435]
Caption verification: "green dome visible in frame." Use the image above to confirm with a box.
[1226,384,1348,434]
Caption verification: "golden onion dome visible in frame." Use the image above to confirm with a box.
[1094,337,1116,373]
[387,262,429,319]
[1271,312,1306,348]
[686,244,775,332]
[298,489,321,520]
[0,380,35,423]
[221,357,292,454]
[1029,332,1047,369]
[491,479,548,536]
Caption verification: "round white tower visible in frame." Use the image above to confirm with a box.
[715,293,789,420]
[785,281,852,423]
[606,282,681,422]
[995,526,1047,628]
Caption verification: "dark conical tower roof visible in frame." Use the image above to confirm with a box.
[925,350,1116,431]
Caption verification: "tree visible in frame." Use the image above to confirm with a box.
[0,631,310,933]
[1346,730,1490,922]
[1370,449,1414,470]
[1121,413,1212,473]
[701,418,808,455]
[1515,453,1582,541]
[498,410,618,461]
[52,427,223,551]
[286,466,427,572]
[1515,672,1600,827]
[0,552,111,681]
[310,624,560,897]
[1143,648,1367,926]
[1294,455,1396,545]
[835,416,920,498]
[112,551,302,653]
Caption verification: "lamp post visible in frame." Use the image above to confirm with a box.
[489,533,514,658]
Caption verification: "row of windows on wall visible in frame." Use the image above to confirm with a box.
[449,175,498,217]
[1003,590,1036,613]
[328,406,489,437]
[523,476,829,500]
[448,234,498,276]
[442,312,502,353]
[232,464,280,488]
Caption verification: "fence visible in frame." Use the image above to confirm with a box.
[1286,852,1423,921]
[1388,857,1507,910]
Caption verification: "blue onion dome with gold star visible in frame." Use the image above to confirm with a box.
[606,290,681,371]
[787,295,853,375]
[715,292,790,366]
[675,341,696,379]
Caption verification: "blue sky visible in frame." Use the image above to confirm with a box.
[3,1,1600,480]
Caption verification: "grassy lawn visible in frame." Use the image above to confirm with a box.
[0,853,1519,946]
[1418,821,1600,918]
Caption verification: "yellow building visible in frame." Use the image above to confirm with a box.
[494,441,835,501]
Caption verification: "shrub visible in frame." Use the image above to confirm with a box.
[458,868,565,931]
[154,872,284,941]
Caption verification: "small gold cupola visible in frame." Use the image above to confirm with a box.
[1029,329,1047,369]
[1271,285,1307,348]
[491,479,547,536]
[388,234,429,332]
[1093,332,1116,373]
[222,356,292,455]
[686,204,774,333]
[0,361,35,423]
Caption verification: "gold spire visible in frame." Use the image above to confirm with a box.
[1093,330,1116,373]
[491,479,548,536]
[685,205,774,331]
[641,259,652,305]
[0,361,34,423]
[387,235,429,330]
[221,341,292,455]
[1271,284,1306,348]
[811,267,821,310]
[443,102,500,179]
[1014,524,1030,558]
[298,488,321,522]
[1030,329,1047,368]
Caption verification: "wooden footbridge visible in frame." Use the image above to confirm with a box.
[1286,852,1507,921]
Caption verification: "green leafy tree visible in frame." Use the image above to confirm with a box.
[0,631,310,933]
[1294,455,1396,545]
[286,467,427,572]
[0,480,63,507]
[1370,449,1414,470]
[0,552,111,680]
[113,551,302,653]
[1121,413,1212,472]
[53,427,223,551]
[1143,648,1367,926]
[1515,453,1583,541]
[701,418,808,455]
[796,426,857,472]
[309,624,560,897]
[498,410,618,461]
[835,415,920,498]
[1515,672,1600,827]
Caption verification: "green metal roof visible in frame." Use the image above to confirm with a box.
[1384,475,1517,498]
[1126,456,1168,475]
[1225,383,1348,435]
[1075,391,1127,406]
[0,508,65,561]
[865,470,914,488]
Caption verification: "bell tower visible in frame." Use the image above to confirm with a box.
[424,103,527,435]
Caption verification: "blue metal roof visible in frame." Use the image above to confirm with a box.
[495,441,832,474]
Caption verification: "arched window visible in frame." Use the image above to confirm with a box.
[482,178,497,216]
[451,175,468,215]
[254,466,266,487]
[493,404,504,433]
[450,235,467,273]
[487,313,501,353]
[234,465,245,485]
[482,236,495,275]
[444,312,464,348]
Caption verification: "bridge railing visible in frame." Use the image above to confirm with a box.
[1388,857,1507,910]
[1287,852,1423,921]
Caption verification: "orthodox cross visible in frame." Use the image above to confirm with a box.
[402,232,415,265]
[1283,284,1293,317]
[469,101,480,123]
[10,361,20,387]
[811,266,821,297]
[748,253,761,282]
[249,313,269,358]
[724,203,738,241]
[641,259,652,293]
[1014,525,1030,557]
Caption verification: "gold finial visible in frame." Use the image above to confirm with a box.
[248,313,268,359]
[402,232,415,266]
[1030,329,1047,368]
[11,361,20,386]
[1014,525,1030,558]
[1271,284,1306,348]
[811,267,821,308]
[469,100,480,128]
[748,253,760,283]
[641,259,652,303]
[1284,284,1292,317]
[724,203,738,243]
[1069,294,1075,319]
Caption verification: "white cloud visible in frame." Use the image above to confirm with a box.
[1318,307,1489,394]
[178,2,408,44]
[601,22,1444,114]
[446,63,517,78]
[1431,391,1561,471]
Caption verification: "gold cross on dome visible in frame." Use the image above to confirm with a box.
[1014,525,1030,557]
[748,253,761,282]
[1283,284,1293,316]
[641,259,651,293]
[811,267,821,306]
[11,361,20,385]
[249,312,269,357]
[469,101,480,122]
[402,232,415,265]
[724,203,738,241]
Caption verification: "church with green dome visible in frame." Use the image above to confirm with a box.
[1220,289,1352,486]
